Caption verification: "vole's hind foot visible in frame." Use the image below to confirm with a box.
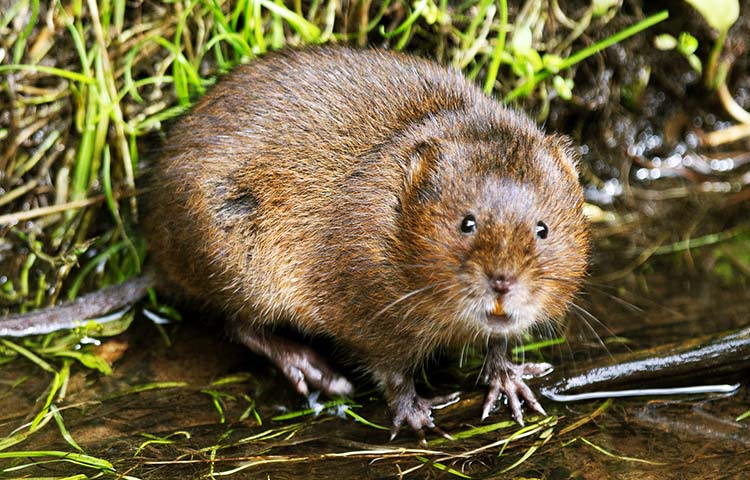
[234,329,353,397]
[480,347,552,424]
[389,391,459,447]
[279,345,354,397]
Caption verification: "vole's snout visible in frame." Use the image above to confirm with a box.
[489,273,515,296]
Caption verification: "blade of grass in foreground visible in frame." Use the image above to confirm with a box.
[574,437,667,465]
[271,398,357,421]
[430,418,517,445]
[51,405,84,453]
[0,449,114,471]
[343,408,389,430]
[0,64,96,84]
[107,381,189,399]
[256,0,321,42]
[416,456,472,478]
[501,425,555,472]
[134,431,191,457]
[483,0,508,94]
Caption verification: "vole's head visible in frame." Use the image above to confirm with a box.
[393,120,589,343]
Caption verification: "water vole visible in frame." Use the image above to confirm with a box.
[2,47,589,442]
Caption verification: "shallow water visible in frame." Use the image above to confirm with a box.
[1,269,748,478]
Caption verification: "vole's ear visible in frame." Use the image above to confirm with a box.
[545,133,580,179]
[402,138,441,200]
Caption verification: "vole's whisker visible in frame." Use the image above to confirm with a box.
[567,302,618,357]
[583,282,645,313]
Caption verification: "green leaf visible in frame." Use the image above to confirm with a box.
[0,429,31,451]
[51,405,84,453]
[0,340,55,373]
[653,33,677,51]
[422,0,440,24]
[592,0,618,17]
[687,53,703,74]
[415,456,472,478]
[578,437,667,465]
[525,49,544,73]
[343,408,389,430]
[677,32,699,55]
[542,54,564,73]
[510,25,533,54]
[511,50,543,77]
[54,351,112,375]
[553,75,574,100]
[0,450,115,470]
[257,0,321,41]
[108,381,189,399]
[511,56,534,78]
[683,0,739,32]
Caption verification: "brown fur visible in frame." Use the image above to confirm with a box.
[143,47,589,409]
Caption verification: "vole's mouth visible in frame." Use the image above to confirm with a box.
[485,299,511,326]
[486,313,511,325]
[477,291,539,336]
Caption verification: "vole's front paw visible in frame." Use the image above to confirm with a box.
[481,360,552,425]
[389,391,458,447]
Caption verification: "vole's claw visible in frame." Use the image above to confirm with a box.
[414,428,428,448]
[520,362,554,377]
[284,365,309,396]
[236,330,354,398]
[481,357,551,425]
[387,424,428,447]
[389,392,457,445]
[481,381,501,421]
[432,425,454,441]
[279,346,354,397]
[526,390,547,417]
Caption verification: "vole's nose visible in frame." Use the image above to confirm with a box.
[489,274,515,295]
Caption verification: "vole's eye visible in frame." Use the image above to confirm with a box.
[535,221,549,239]
[460,215,477,234]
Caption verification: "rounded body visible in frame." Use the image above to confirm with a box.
[143,47,588,372]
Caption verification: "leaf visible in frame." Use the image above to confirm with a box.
[592,0,618,17]
[415,457,472,478]
[343,408,389,431]
[54,350,112,375]
[683,0,739,32]
[653,34,677,51]
[553,75,574,100]
[687,53,703,74]
[677,32,699,56]
[542,54,564,73]
[577,437,667,465]
[51,405,84,453]
[510,25,533,54]
[0,450,114,470]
